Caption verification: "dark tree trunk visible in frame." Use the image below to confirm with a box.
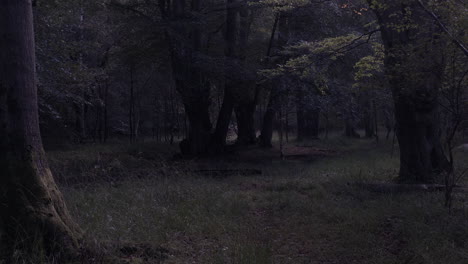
[369,0,449,182]
[209,0,237,152]
[306,108,320,139]
[324,112,329,139]
[169,0,212,155]
[362,95,375,138]
[211,86,235,152]
[373,100,379,142]
[129,65,135,142]
[235,99,257,145]
[345,119,360,138]
[233,4,257,146]
[0,1,81,261]
[384,107,393,140]
[179,91,212,155]
[74,102,86,142]
[297,106,320,141]
[296,99,305,141]
[259,86,276,148]
[258,13,289,147]
[103,78,109,143]
[364,110,374,138]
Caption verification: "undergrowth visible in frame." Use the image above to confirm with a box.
[14,135,468,263]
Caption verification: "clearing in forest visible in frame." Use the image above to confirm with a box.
[48,138,468,264]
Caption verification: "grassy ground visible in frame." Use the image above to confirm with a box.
[47,135,468,264]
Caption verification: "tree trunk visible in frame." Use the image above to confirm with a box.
[179,92,212,155]
[369,0,449,182]
[373,100,379,142]
[0,1,81,261]
[211,85,235,152]
[103,78,109,143]
[128,65,136,142]
[362,95,374,138]
[296,96,305,142]
[258,13,289,147]
[233,4,257,146]
[258,86,276,148]
[235,100,257,145]
[345,119,360,138]
[306,108,320,139]
[209,0,237,152]
[74,102,86,143]
[364,110,374,138]
[297,107,320,141]
[169,0,212,156]
[324,112,329,139]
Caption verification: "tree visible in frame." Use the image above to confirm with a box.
[210,0,245,152]
[0,0,81,261]
[368,0,450,183]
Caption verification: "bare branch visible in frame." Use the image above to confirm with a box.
[417,0,468,57]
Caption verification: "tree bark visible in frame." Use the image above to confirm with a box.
[258,13,289,147]
[369,0,449,182]
[235,98,257,145]
[209,0,237,152]
[258,85,276,148]
[211,86,235,151]
[233,4,257,146]
[169,0,212,155]
[179,91,212,155]
[0,1,81,261]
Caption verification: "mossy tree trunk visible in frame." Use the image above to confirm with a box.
[0,0,81,261]
[369,0,449,182]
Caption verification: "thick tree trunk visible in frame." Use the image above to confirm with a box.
[370,0,449,182]
[170,0,212,155]
[209,0,237,152]
[179,92,212,155]
[0,1,81,261]
[259,13,289,147]
[211,86,235,152]
[233,4,257,146]
[235,100,257,145]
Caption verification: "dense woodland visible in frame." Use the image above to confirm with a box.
[0,0,467,263]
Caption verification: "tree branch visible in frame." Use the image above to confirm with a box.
[417,0,468,57]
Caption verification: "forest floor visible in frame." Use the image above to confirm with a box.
[48,134,468,264]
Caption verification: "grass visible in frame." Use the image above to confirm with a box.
[44,134,468,263]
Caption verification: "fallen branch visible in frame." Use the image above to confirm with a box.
[359,183,468,193]
[191,169,262,177]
